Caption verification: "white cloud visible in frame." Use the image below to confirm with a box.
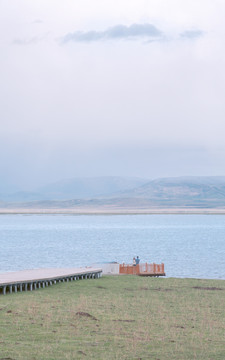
[180,30,204,39]
[32,19,44,24]
[13,34,49,45]
[62,23,163,43]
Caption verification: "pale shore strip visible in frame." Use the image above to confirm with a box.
[0,207,225,215]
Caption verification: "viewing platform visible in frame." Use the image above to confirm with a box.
[119,263,165,276]
[100,262,165,276]
[0,267,102,295]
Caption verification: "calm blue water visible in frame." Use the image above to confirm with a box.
[0,215,224,279]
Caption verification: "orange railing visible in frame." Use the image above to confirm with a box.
[119,263,165,276]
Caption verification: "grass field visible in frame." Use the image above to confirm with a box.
[0,276,225,359]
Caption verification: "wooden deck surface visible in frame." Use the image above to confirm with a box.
[0,267,102,286]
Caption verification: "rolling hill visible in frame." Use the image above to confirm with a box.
[1,176,225,211]
[0,176,148,202]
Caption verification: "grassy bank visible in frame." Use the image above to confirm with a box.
[0,276,225,359]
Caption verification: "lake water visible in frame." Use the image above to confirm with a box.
[0,214,224,279]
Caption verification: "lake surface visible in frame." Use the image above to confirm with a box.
[0,214,224,279]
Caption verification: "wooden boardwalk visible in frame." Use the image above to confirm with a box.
[0,267,102,295]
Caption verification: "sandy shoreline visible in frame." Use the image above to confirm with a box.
[1,207,225,215]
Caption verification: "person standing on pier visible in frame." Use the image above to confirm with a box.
[135,256,140,265]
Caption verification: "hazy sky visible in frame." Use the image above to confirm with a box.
[1,0,225,190]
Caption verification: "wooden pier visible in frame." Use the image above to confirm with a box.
[119,263,165,276]
[0,267,102,295]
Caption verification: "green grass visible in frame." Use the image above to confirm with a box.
[0,276,225,359]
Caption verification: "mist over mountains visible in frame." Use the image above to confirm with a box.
[0,177,148,202]
[1,176,225,210]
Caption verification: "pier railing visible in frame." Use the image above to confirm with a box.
[119,263,165,276]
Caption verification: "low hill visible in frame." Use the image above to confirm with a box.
[0,176,148,202]
[116,176,225,201]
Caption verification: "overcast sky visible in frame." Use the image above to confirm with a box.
[1,0,225,190]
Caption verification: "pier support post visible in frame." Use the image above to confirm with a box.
[20,284,23,292]
[30,283,33,291]
[25,283,28,291]
[14,285,17,293]
[3,286,6,295]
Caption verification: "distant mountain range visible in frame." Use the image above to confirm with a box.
[117,176,225,201]
[1,176,225,210]
[0,176,148,202]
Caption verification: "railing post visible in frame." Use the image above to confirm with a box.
[136,264,140,275]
